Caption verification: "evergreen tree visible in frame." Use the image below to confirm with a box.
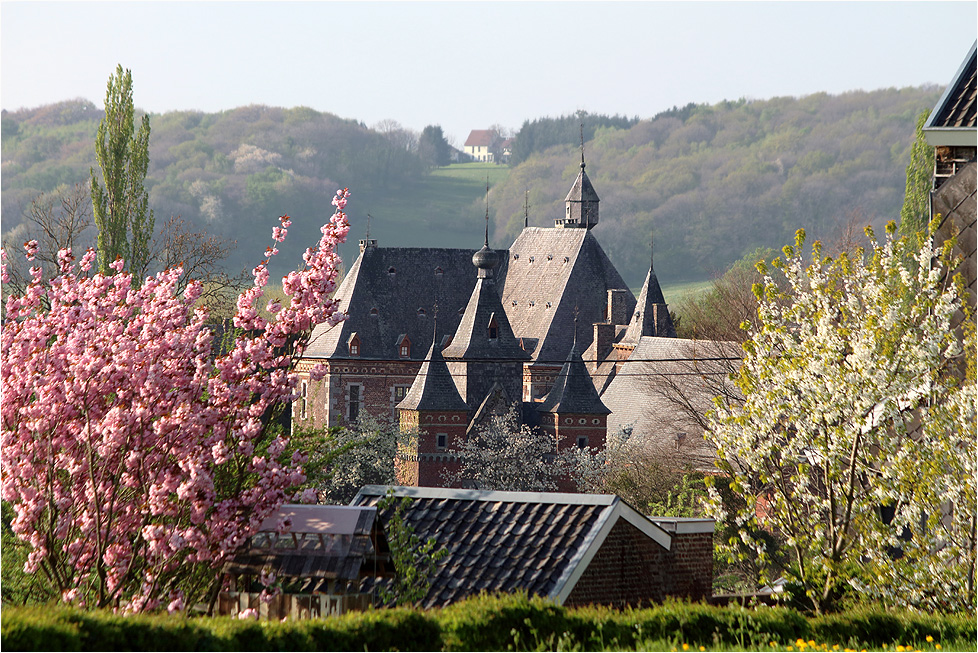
[90,65,154,279]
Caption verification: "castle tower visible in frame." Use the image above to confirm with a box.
[396,327,469,487]
[621,238,676,343]
[442,192,529,417]
[537,328,610,492]
[556,149,599,229]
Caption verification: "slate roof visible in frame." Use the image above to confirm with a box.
[601,337,741,470]
[441,250,529,362]
[499,228,635,364]
[621,259,676,343]
[537,338,610,415]
[397,338,469,412]
[225,505,389,588]
[304,246,486,360]
[351,486,676,608]
[925,41,977,145]
[564,162,600,204]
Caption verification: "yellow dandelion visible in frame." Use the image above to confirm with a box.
[926,636,934,643]
[700,648,705,652]
[935,646,942,650]
[683,645,690,651]
[897,646,905,652]
[797,639,807,648]
[808,641,816,648]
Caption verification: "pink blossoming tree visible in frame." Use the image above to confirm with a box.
[1,189,351,613]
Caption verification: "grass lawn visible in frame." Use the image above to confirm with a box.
[659,279,713,306]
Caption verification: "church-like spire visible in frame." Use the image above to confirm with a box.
[558,127,599,229]
[622,239,676,342]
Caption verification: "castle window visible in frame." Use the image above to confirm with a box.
[577,436,588,449]
[347,384,361,423]
[348,333,361,357]
[436,433,448,450]
[388,266,396,275]
[487,314,499,340]
[369,307,379,317]
[300,381,308,420]
[417,308,426,317]
[434,266,444,276]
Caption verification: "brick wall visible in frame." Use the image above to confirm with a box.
[564,519,712,608]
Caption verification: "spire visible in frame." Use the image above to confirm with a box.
[523,190,530,229]
[622,240,676,342]
[559,131,599,229]
[580,123,586,171]
[472,177,500,277]
[484,176,490,248]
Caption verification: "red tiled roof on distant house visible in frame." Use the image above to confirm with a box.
[464,129,496,147]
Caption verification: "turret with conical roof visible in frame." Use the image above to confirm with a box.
[557,146,599,229]
[622,236,676,342]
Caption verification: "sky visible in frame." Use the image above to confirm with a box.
[1,1,976,146]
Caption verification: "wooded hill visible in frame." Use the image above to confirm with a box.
[1,85,939,287]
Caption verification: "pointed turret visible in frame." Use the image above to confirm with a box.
[397,338,468,413]
[537,332,610,416]
[622,237,676,342]
[557,137,599,229]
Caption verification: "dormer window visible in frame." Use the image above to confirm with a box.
[370,307,379,316]
[397,334,411,358]
[347,333,361,357]
[388,266,396,275]
[417,308,426,317]
[487,314,499,340]
[434,266,444,276]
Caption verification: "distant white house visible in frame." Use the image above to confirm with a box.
[463,129,497,162]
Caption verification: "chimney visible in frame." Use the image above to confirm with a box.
[593,322,615,362]
[607,289,630,325]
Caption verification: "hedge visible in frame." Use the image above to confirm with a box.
[2,593,974,651]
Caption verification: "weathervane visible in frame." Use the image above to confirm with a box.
[484,176,490,248]
[524,190,530,229]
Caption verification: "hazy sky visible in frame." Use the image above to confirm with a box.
[2,1,976,145]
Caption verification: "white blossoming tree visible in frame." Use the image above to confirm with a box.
[704,223,976,613]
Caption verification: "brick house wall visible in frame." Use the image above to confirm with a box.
[397,408,468,487]
[295,359,422,429]
[564,519,712,608]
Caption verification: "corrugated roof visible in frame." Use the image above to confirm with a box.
[351,486,673,608]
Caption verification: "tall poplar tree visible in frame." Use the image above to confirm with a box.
[91,65,154,279]
[898,110,935,237]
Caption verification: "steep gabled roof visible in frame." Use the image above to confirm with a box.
[397,339,468,412]
[537,340,610,415]
[499,228,635,364]
[351,486,680,608]
[304,246,485,360]
[464,129,496,147]
[925,41,977,146]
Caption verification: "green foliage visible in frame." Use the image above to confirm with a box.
[6,595,972,651]
[898,110,936,237]
[1,502,56,606]
[90,65,154,279]
[509,111,640,166]
[418,125,452,167]
[377,491,448,607]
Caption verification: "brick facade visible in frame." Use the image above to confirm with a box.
[397,408,467,487]
[295,359,422,428]
[564,520,713,608]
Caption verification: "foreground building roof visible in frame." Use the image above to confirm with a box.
[352,485,713,608]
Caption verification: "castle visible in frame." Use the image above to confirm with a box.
[295,154,678,488]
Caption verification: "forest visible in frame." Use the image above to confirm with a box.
[1,85,940,286]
